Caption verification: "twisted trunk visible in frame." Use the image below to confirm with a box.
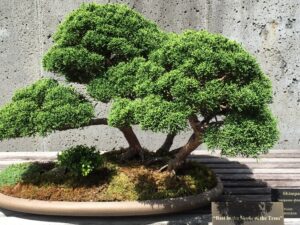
[167,115,205,172]
[156,133,176,156]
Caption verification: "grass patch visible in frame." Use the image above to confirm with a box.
[0,163,33,186]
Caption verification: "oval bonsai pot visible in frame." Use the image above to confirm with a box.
[0,178,223,216]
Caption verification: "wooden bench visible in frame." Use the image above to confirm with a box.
[191,149,300,202]
[0,150,299,225]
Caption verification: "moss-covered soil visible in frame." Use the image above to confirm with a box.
[0,151,217,202]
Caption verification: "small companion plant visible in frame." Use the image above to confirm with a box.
[57,145,103,177]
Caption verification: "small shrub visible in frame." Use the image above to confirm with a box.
[57,145,103,177]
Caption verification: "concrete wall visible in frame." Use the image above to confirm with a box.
[0,0,299,152]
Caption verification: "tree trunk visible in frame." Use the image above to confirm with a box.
[119,126,144,160]
[167,132,203,171]
[58,118,143,160]
[156,133,176,156]
[167,115,205,171]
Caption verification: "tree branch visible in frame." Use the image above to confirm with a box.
[217,75,227,81]
[209,121,224,127]
[88,118,108,126]
[58,118,108,131]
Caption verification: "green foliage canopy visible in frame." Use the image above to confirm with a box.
[43,3,165,83]
[102,30,279,156]
[0,79,94,140]
[0,3,279,158]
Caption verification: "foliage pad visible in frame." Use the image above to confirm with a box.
[0,79,94,140]
[43,3,165,83]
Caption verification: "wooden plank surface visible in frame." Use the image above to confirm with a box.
[213,168,300,174]
[219,174,300,180]
[223,187,271,194]
[192,149,300,202]
[205,163,300,168]
[191,157,300,163]
[219,194,272,202]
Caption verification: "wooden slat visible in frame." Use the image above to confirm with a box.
[212,168,300,174]
[258,154,300,158]
[223,187,271,194]
[0,152,57,160]
[204,163,248,168]
[191,157,300,163]
[223,180,300,188]
[222,180,269,187]
[219,194,271,202]
[192,149,300,156]
[205,163,300,169]
[285,219,300,225]
[219,174,300,180]
[0,157,56,161]
[0,160,50,166]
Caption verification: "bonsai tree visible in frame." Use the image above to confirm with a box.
[0,3,279,173]
[104,30,279,171]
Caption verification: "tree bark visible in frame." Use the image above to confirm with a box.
[119,126,144,160]
[167,132,203,171]
[58,118,108,131]
[88,118,108,126]
[156,133,176,156]
[167,115,205,171]
[59,118,143,160]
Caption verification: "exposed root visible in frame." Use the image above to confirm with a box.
[159,164,168,172]
[168,147,181,156]
[145,157,166,166]
[156,147,169,156]
[139,149,145,162]
[158,165,176,178]
[169,169,176,178]
[121,148,144,162]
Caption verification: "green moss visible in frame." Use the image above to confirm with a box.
[134,163,217,200]
[0,158,217,201]
[0,163,32,187]
[106,172,138,201]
